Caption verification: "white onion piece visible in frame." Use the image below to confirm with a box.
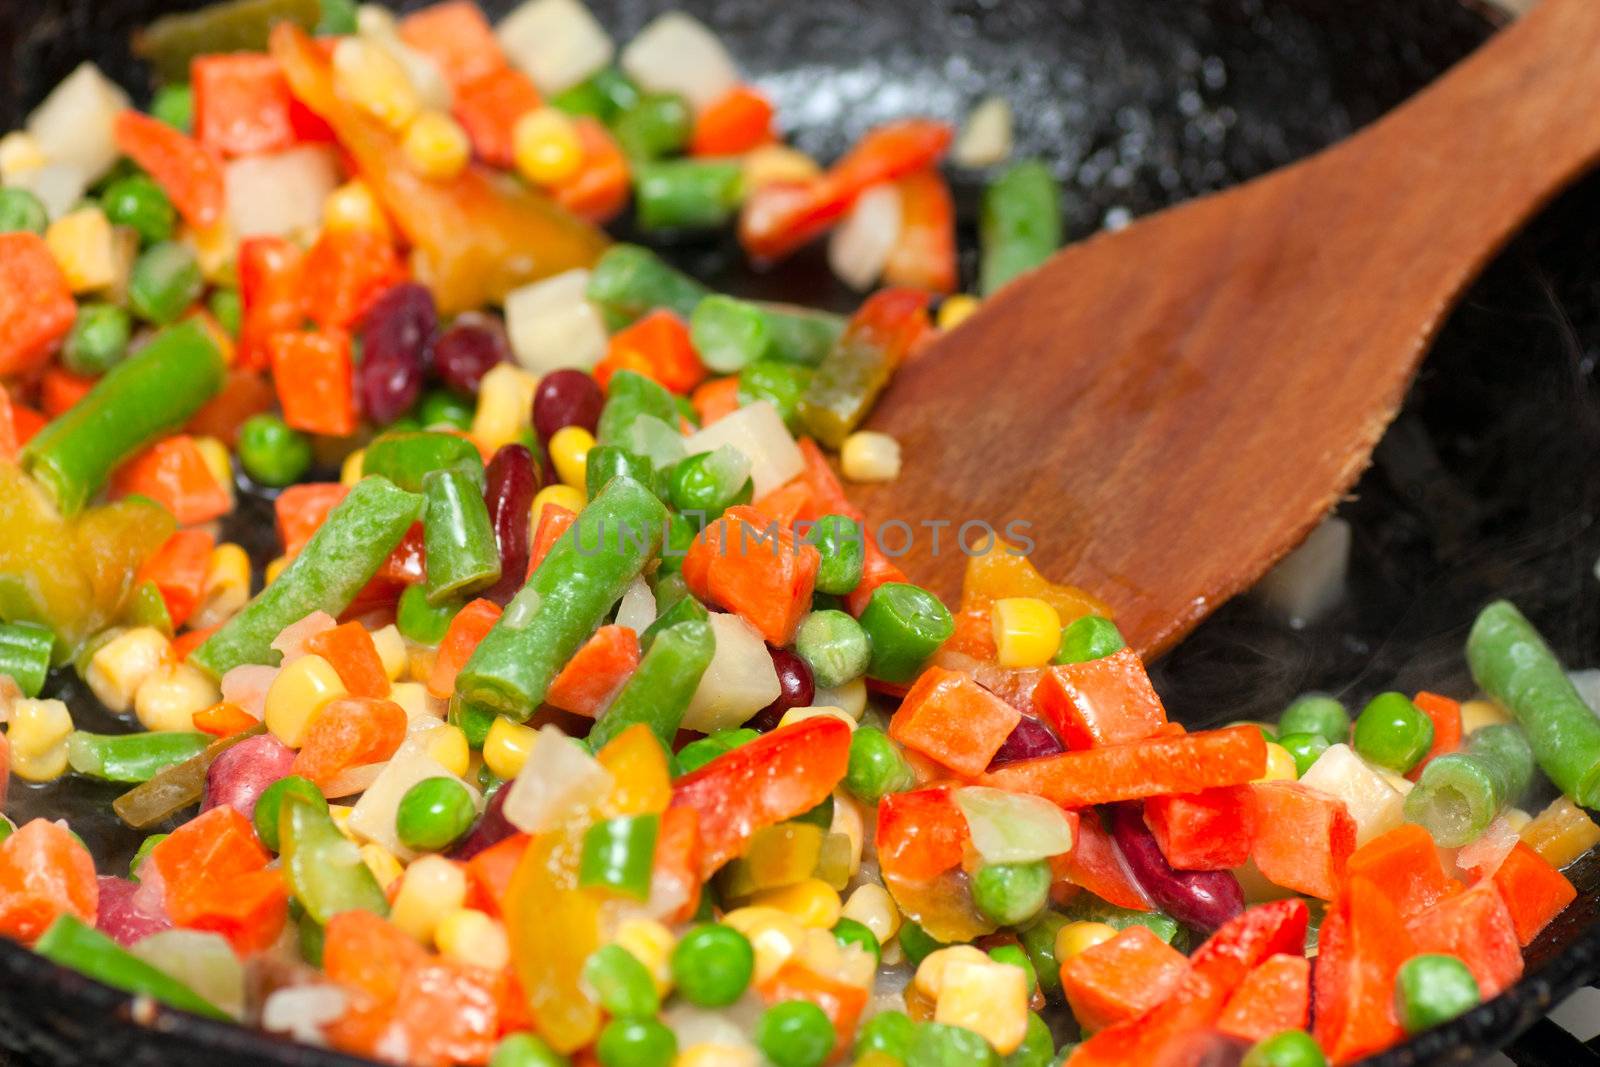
[615,576,657,634]
[261,985,347,1045]
[503,725,613,834]
[955,786,1077,863]
[219,665,277,720]
[952,96,1015,168]
[504,268,609,373]
[682,401,803,500]
[26,63,130,182]
[662,1001,758,1054]
[620,12,739,112]
[828,183,902,292]
[349,736,480,856]
[701,445,753,496]
[627,414,688,473]
[131,930,245,1018]
[498,0,615,95]
[6,162,88,221]
[1457,814,1519,879]
[681,613,779,734]
[1297,743,1404,847]
[321,760,389,799]
[271,611,339,663]
[1254,515,1350,628]
[1568,669,1600,713]
[225,146,341,239]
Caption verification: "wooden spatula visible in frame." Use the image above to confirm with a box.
[849,0,1600,658]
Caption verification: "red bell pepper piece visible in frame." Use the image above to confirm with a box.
[982,725,1267,809]
[453,66,543,169]
[0,233,76,377]
[397,0,507,90]
[759,960,868,1058]
[192,700,259,737]
[377,523,427,585]
[1215,954,1310,1044]
[739,119,953,261]
[192,53,298,157]
[1050,811,1151,911]
[174,866,288,954]
[691,376,743,427]
[884,168,957,293]
[292,696,408,787]
[187,368,278,446]
[1344,823,1461,919]
[1142,785,1255,872]
[172,623,222,661]
[237,236,305,371]
[1032,648,1168,750]
[875,784,969,882]
[670,717,852,876]
[1406,881,1523,998]
[384,959,502,1067]
[300,228,407,330]
[889,666,1020,777]
[0,819,98,946]
[683,505,821,646]
[465,832,531,918]
[1060,925,1190,1032]
[594,309,707,395]
[1188,898,1309,994]
[690,85,776,157]
[39,367,96,417]
[1407,690,1464,780]
[427,598,503,699]
[305,621,391,699]
[1247,781,1356,901]
[149,805,270,891]
[527,502,576,576]
[550,117,631,225]
[133,528,216,629]
[112,109,224,227]
[1312,876,1415,1065]
[545,624,640,717]
[1064,968,1231,1067]
[275,482,348,555]
[1489,840,1576,946]
[270,328,357,436]
[325,909,429,1005]
[112,434,232,526]
[651,806,703,925]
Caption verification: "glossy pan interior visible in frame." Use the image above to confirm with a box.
[3,0,1600,1064]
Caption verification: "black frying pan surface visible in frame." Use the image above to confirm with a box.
[4,1,1600,1064]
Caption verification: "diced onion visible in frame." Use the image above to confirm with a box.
[498,0,615,95]
[683,401,803,500]
[270,611,339,663]
[131,930,245,1018]
[26,63,130,183]
[503,586,542,630]
[503,725,612,833]
[349,736,479,856]
[1456,814,1519,880]
[226,146,341,240]
[627,414,688,473]
[955,786,1076,863]
[952,96,1015,168]
[828,183,902,292]
[261,985,348,1044]
[1297,743,1403,847]
[681,613,780,734]
[1254,516,1350,628]
[219,665,277,721]
[615,576,657,634]
[620,12,739,112]
[504,268,609,374]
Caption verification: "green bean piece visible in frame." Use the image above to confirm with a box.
[101,175,176,246]
[795,609,871,688]
[806,514,866,596]
[35,916,228,1019]
[633,159,745,232]
[639,589,709,652]
[578,814,660,900]
[23,320,225,516]
[587,244,709,325]
[66,731,212,783]
[691,294,772,374]
[979,159,1062,296]
[550,78,611,120]
[0,188,48,234]
[586,445,657,501]
[363,430,484,493]
[62,303,132,377]
[134,0,322,82]
[397,584,460,645]
[0,620,53,697]
[755,303,846,367]
[1005,1013,1054,1067]
[1404,724,1534,847]
[611,92,692,160]
[1020,913,1068,996]
[128,241,204,325]
[597,370,680,447]
[254,775,326,852]
[451,699,499,748]
[1053,614,1126,664]
[190,476,423,676]
[457,475,669,720]
[111,725,266,830]
[422,465,502,604]
[672,728,757,778]
[587,619,715,749]
[737,359,812,430]
[859,582,955,683]
[280,790,388,924]
[315,0,358,35]
[1467,722,1535,804]
[1394,954,1481,1034]
[553,67,639,121]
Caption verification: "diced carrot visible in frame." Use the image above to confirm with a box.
[884,168,956,294]
[651,806,702,924]
[11,402,46,447]
[306,621,390,699]
[134,528,216,629]
[172,623,222,661]
[270,328,357,436]
[398,1,506,89]
[1406,881,1523,998]
[292,696,408,786]
[1064,969,1231,1067]
[527,503,576,576]
[1050,811,1151,912]
[299,228,407,330]
[938,609,995,661]
[193,700,259,737]
[1344,823,1461,919]
[427,598,503,699]
[465,833,530,918]
[1489,840,1576,946]
[192,52,298,157]
[551,118,630,224]
[453,66,542,169]
[0,233,76,377]
[545,624,640,717]
[1407,691,1463,780]
[982,725,1268,809]
[113,109,224,227]
[172,866,288,954]
[595,309,707,395]
[875,784,969,882]
[1032,648,1167,749]
[760,961,868,1059]
[237,236,305,370]
[1143,785,1255,871]
[276,482,349,555]
[1247,781,1356,901]
[188,367,276,446]
[1060,925,1190,1033]
[324,909,429,1004]
[1215,954,1310,1043]
[39,367,96,417]
[689,85,775,157]
[889,666,1020,777]
[1312,877,1414,1065]
[0,819,98,945]
[112,434,232,525]
[388,959,502,1067]
[1189,898,1309,994]
[151,807,273,947]
[683,505,820,645]
[691,375,742,426]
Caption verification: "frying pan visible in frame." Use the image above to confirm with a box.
[1,0,1599,1063]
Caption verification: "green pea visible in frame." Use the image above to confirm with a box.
[582,943,660,1018]
[595,1016,676,1067]
[398,583,461,645]
[1004,1013,1055,1067]
[254,776,327,852]
[208,288,242,338]
[671,922,755,1007]
[806,514,866,596]
[855,1011,917,1060]
[988,943,1038,995]
[395,776,477,851]
[611,91,692,160]
[1241,1029,1328,1067]
[1353,692,1434,774]
[0,187,48,234]
[668,449,753,518]
[859,582,954,684]
[1395,954,1481,1034]
[795,610,871,689]
[756,1000,835,1067]
[845,726,916,803]
[1277,732,1332,777]
[832,917,881,966]
[897,920,946,967]
[101,174,176,245]
[738,359,812,430]
[62,302,132,376]
[150,84,194,132]
[1052,614,1125,664]
[1020,912,1068,997]
[128,832,168,880]
[237,413,313,487]
[972,860,1052,927]
[490,1033,570,1067]
[417,388,475,431]
[673,729,757,778]
[128,240,203,324]
[909,1022,999,1067]
[1279,694,1351,746]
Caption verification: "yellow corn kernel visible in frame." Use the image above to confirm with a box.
[531,483,587,529]
[402,110,471,181]
[839,431,902,484]
[990,596,1062,668]
[880,939,905,967]
[548,425,596,490]
[0,131,46,180]
[135,662,220,732]
[323,179,392,238]
[742,144,821,191]
[512,108,584,186]
[332,37,420,130]
[340,448,366,487]
[483,715,539,780]
[45,207,117,292]
[613,916,677,996]
[913,945,990,1000]
[264,653,347,748]
[1254,741,1299,783]
[390,681,439,722]
[1460,698,1510,734]
[841,883,901,944]
[934,956,1029,1055]
[8,698,74,783]
[264,555,290,585]
[190,543,251,631]
[722,907,805,985]
[423,723,471,777]
[436,908,511,971]
[1055,920,1118,963]
[370,624,406,681]
[391,854,469,943]
[408,646,438,683]
[749,878,842,929]
[471,362,539,452]
[86,626,171,713]
[813,677,867,720]
[829,793,865,878]
[936,294,980,331]
[777,705,858,732]
[181,220,238,285]
[359,842,405,892]
[193,435,235,508]
[675,1045,760,1067]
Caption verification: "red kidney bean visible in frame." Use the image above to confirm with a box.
[358,283,436,423]
[201,733,296,820]
[434,312,510,395]
[448,782,514,860]
[95,876,172,946]
[1109,803,1243,932]
[746,647,816,732]
[481,444,541,605]
[533,368,604,440]
[987,715,1065,770]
